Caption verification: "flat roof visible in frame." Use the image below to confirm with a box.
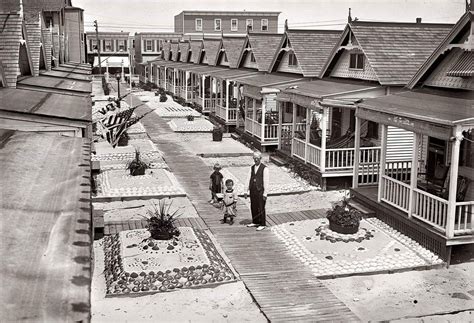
[0,88,92,122]
[52,66,92,75]
[235,73,306,88]
[0,130,91,322]
[40,70,92,82]
[281,79,380,99]
[17,76,92,94]
[209,68,260,80]
[60,62,92,71]
[359,89,474,126]
[179,10,280,16]
[192,66,229,76]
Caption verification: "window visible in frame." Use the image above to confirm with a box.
[288,52,298,66]
[223,53,228,62]
[231,19,238,31]
[132,39,135,49]
[104,40,112,52]
[214,19,221,31]
[90,39,98,51]
[118,40,125,51]
[145,40,153,52]
[158,40,162,51]
[349,53,364,69]
[250,52,256,63]
[261,19,268,31]
[195,18,202,31]
[366,121,379,139]
[246,19,253,31]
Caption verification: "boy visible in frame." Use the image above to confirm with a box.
[222,179,238,224]
[209,163,223,204]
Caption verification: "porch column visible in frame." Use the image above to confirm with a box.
[408,133,421,218]
[304,107,311,163]
[173,68,176,95]
[291,103,296,156]
[225,81,230,123]
[261,96,266,143]
[185,71,189,101]
[164,66,167,89]
[277,101,283,150]
[201,75,205,108]
[352,113,361,188]
[252,99,256,135]
[377,124,388,203]
[446,126,462,238]
[320,106,328,172]
[236,84,241,128]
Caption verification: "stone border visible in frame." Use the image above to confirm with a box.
[103,228,236,296]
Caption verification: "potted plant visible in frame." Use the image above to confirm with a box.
[326,195,362,234]
[160,93,167,102]
[143,199,181,240]
[186,114,194,121]
[126,149,149,176]
[117,131,129,147]
[212,126,223,141]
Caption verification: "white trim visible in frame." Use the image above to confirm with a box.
[261,19,268,31]
[214,18,222,31]
[231,18,238,31]
[195,18,202,31]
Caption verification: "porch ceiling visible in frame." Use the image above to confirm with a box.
[358,89,474,127]
[0,88,92,122]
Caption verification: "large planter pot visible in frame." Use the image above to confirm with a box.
[212,130,223,142]
[117,134,129,146]
[129,166,146,176]
[329,221,359,234]
[150,229,172,240]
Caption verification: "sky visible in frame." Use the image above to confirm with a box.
[74,0,467,33]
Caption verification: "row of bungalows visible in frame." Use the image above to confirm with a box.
[1,0,93,320]
[144,10,474,261]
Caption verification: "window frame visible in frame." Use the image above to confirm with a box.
[231,18,238,31]
[104,39,112,52]
[145,40,153,52]
[349,52,364,70]
[246,19,253,31]
[118,39,125,52]
[195,18,202,31]
[288,52,298,66]
[250,52,256,63]
[261,19,268,31]
[90,39,98,51]
[214,18,222,31]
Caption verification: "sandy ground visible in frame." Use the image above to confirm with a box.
[323,261,474,321]
[92,239,266,323]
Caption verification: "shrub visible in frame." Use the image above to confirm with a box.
[143,199,181,240]
[326,195,362,228]
[186,115,194,121]
[126,149,149,176]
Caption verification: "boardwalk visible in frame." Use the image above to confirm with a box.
[116,90,360,322]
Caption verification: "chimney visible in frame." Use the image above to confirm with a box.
[416,17,422,23]
[284,19,288,32]
[348,8,352,23]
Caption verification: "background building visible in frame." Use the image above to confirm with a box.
[85,31,130,74]
[174,10,280,37]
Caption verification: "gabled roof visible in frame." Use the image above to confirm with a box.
[178,42,190,63]
[321,21,453,85]
[239,33,282,71]
[269,29,341,77]
[218,36,246,68]
[189,39,203,63]
[162,42,171,61]
[0,13,22,88]
[202,38,221,66]
[407,11,473,88]
[170,42,179,61]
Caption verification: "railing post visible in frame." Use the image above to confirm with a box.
[352,113,361,188]
[377,124,388,203]
[225,80,230,123]
[185,71,189,102]
[304,107,311,163]
[277,101,283,150]
[261,96,266,143]
[320,105,328,173]
[446,126,462,238]
[201,75,205,109]
[291,103,296,156]
[408,133,420,218]
[172,68,176,95]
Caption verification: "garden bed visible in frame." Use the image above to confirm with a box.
[271,218,444,278]
[103,228,236,296]
[154,106,201,118]
[168,118,214,132]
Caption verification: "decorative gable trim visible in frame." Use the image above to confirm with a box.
[236,37,251,68]
[267,32,290,73]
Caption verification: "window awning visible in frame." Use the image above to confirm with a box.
[447,50,474,77]
[93,56,130,68]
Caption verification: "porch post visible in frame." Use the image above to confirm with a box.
[408,133,421,218]
[252,98,256,135]
[225,80,230,123]
[173,68,176,95]
[446,126,462,238]
[236,84,241,128]
[261,96,266,143]
[201,75,205,109]
[320,106,328,172]
[352,113,361,188]
[277,101,283,150]
[291,103,296,156]
[164,66,167,90]
[304,107,311,163]
[377,124,388,203]
[185,71,189,101]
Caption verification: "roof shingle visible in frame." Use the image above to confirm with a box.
[202,38,221,66]
[179,42,190,63]
[220,36,246,68]
[189,40,202,63]
[247,33,282,71]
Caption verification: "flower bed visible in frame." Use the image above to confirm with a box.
[154,106,201,118]
[103,228,235,296]
[271,218,444,278]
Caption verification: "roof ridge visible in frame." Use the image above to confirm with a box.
[351,21,454,28]
[287,29,341,33]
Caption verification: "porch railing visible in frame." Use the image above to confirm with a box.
[216,103,226,121]
[264,124,279,141]
[228,108,238,122]
[326,148,355,170]
[412,188,448,232]
[381,175,411,213]
[186,86,193,101]
[245,118,254,134]
[292,138,305,161]
[455,201,474,234]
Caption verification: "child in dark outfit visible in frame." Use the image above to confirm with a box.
[222,179,238,224]
[209,163,224,204]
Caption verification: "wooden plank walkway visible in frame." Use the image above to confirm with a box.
[115,92,360,322]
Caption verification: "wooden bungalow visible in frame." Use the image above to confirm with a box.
[351,11,474,262]
[275,21,453,189]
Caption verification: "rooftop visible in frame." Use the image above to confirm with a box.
[177,10,280,16]
[244,33,283,71]
[235,72,306,88]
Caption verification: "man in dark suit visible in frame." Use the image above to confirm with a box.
[245,151,269,231]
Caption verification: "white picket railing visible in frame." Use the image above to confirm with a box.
[455,201,474,234]
[245,118,254,134]
[326,148,355,170]
[292,138,306,160]
[381,175,411,213]
[412,188,448,232]
[228,109,238,122]
[216,103,226,121]
[264,124,279,141]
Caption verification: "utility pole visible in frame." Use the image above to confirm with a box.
[94,20,102,75]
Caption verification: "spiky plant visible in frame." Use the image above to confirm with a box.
[143,199,181,240]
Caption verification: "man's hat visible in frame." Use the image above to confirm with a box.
[213,163,221,170]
